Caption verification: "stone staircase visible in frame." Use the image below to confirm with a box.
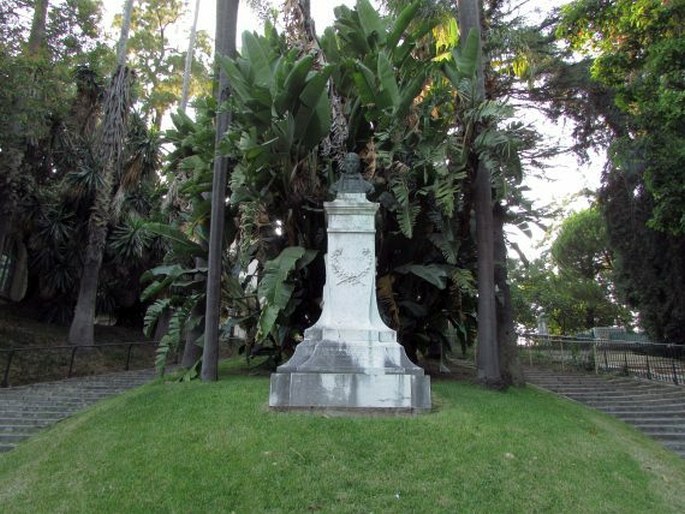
[0,369,158,453]
[525,368,685,458]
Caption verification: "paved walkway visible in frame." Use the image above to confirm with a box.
[0,369,158,453]
[525,367,685,458]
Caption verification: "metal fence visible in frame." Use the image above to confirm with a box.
[520,333,685,385]
[1,341,158,388]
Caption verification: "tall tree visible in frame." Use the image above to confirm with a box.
[201,0,239,381]
[458,0,501,387]
[27,0,49,56]
[68,0,135,345]
[176,0,206,369]
[125,0,212,129]
[0,0,50,260]
[549,0,685,342]
[180,0,201,112]
[510,206,631,335]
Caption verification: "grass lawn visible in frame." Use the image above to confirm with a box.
[1,361,684,513]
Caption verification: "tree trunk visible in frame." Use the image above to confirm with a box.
[458,0,502,388]
[68,0,134,346]
[28,0,49,56]
[494,203,524,387]
[116,0,134,65]
[180,0,201,112]
[68,245,103,345]
[201,0,239,381]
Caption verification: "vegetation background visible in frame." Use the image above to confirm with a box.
[0,0,683,386]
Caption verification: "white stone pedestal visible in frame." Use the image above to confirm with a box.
[269,190,431,412]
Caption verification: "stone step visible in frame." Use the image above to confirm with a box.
[526,373,681,386]
[0,399,96,408]
[1,389,118,398]
[557,388,685,397]
[581,399,685,409]
[617,416,685,425]
[581,404,685,414]
[0,406,81,417]
[564,395,685,405]
[0,424,43,435]
[0,433,32,444]
[528,382,682,394]
[636,425,685,435]
[0,410,66,420]
[0,367,160,452]
[0,417,54,427]
[526,366,685,459]
[1,397,105,407]
[662,441,685,453]
[587,409,685,420]
[9,385,135,395]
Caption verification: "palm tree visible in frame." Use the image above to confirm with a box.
[180,0,202,112]
[27,0,49,56]
[68,0,136,345]
[201,0,239,381]
[457,0,502,387]
[177,0,207,370]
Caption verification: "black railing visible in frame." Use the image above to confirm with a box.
[1,341,158,388]
[520,333,685,385]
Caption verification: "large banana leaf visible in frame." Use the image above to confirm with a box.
[357,0,386,47]
[443,28,480,86]
[351,61,378,106]
[241,31,273,89]
[143,222,205,258]
[219,56,253,104]
[274,55,314,115]
[394,264,451,290]
[377,51,399,108]
[293,67,333,149]
[386,0,421,51]
[257,246,316,341]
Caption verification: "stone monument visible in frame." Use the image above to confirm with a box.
[269,153,431,412]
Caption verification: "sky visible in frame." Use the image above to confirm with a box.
[101,0,603,260]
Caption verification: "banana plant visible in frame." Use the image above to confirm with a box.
[316,1,483,360]
[214,25,335,362]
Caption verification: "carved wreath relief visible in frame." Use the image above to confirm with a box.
[331,247,372,286]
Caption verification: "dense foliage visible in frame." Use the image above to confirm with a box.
[3,0,684,376]
[551,0,685,342]
[511,207,631,335]
[0,0,206,328]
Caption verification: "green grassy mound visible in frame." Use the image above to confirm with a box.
[1,363,684,513]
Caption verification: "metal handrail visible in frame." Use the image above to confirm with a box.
[1,341,158,388]
[520,333,684,385]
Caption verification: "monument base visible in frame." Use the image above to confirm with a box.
[269,339,431,412]
[269,370,431,412]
